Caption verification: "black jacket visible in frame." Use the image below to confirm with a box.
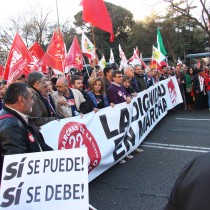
[165,152,210,210]
[0,105,53,181]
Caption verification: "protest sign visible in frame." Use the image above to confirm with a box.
[0,148,89,210]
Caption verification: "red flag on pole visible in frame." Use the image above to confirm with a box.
[0,65,4,80]
[82,0,114,42]
[29,42,48,73]
[3,33,33,84]
[65,35,83,70]
[42,28,65,73]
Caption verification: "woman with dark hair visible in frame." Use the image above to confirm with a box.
[87,77,111,109]
[185,67,194,110]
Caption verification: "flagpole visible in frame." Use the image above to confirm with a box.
[91,25,97,58]
[56,0,60,29]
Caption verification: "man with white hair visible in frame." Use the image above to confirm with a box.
[124,65,140,93]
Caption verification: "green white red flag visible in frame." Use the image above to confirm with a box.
[157,28,167,56]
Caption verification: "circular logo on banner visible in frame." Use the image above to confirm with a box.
[58,122,101,173]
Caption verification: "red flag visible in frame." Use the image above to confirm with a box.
[65,36,83,70]
[0,65,4,80]
[3,33,33,84]
[42,29,66,73]
[29,42,48,73]
[82,0,114,42]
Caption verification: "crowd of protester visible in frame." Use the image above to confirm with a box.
[0,61,210,172]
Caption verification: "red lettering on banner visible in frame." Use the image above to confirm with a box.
[58,122,101,173]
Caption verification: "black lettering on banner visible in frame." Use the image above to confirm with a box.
[142,94,149,113]
[34,186,41,202]
[64,184,71,200]
[55,185,62,200]
[26,187,33,203]
[138,120,144,138]
[124,126,136,148]
[27,160,40,175]
[75,157,80,171]
[0,182,24,207]
[119,108,129,134]
[145,114,151,131]
[45,185,54,201]
[66,158,74,171]
[149,107,155,125]
[43,159,50,173]
[158,101,164,115]
[45,184,82,201]
[73,184,80,199]
[162,98,167,112]
[4,157,26,180]
[99,115,119,139]
[158,84,166,96]
[59,158,65,172]
[43,158,75,173]
[113,136,125,161]
[154,103,159,119]
[131,101,139,122]
[137,98,144,116]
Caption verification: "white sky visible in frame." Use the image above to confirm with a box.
[0,0,169,26]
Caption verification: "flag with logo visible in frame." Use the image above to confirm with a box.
[99,55,106,69]
[82,0,114,42]
[119,44,128,70]
[3,33,34,84]
[81,33,96,60]
[29,42,48,73]
[109,48,115,64]
[42,28,66,73]
[65,35,83,70]
[129,48,147,69]
[157,28,167,56]
[152,45,166,64]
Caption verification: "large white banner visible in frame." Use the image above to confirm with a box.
[0,149,89,210]
[41,76,182,182]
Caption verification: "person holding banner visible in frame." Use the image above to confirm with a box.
[26,72,63,126]
[0,83,53,182]
[107,70,132,105]
[52,77,86,118]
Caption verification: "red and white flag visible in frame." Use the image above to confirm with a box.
[29,42,48,73]
[81,33,95,60]
[82,0,114,42]
[65,35,83,70]
[42,28,66,74]
[3,33,34,84]
[119,44,128,71]
[109,48,115,64]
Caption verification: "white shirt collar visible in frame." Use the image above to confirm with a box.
[5,105,28,123]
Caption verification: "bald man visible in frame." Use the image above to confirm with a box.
[51,77,86,118]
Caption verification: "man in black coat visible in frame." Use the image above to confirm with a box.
[0,82,52,182]
[164,152,210,210]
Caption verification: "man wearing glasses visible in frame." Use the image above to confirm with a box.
[26,72,62,126]
[107,70,131,105]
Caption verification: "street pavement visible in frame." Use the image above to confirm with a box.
[89,108,210,210]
